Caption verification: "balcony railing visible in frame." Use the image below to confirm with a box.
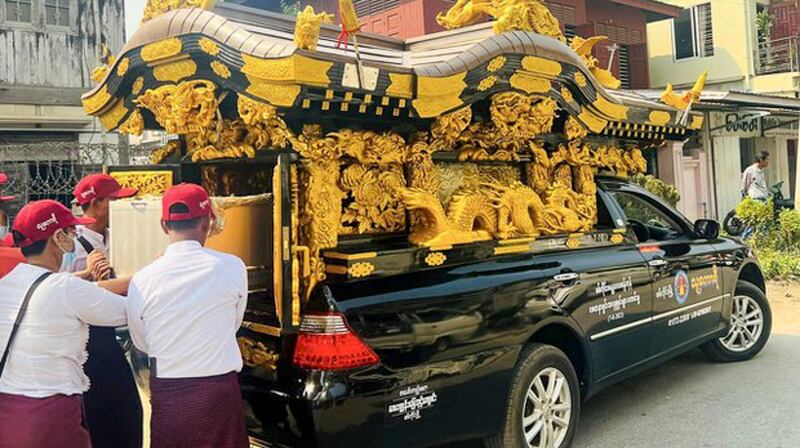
[755,36,800,75]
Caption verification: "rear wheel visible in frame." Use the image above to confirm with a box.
[701,280,771,362]
[486,344,580,448]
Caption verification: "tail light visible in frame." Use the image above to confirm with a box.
[292,312,379,371]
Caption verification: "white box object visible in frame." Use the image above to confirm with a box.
[109,198,170,278]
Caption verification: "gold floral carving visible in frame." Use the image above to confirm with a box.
[299,159,345,299]
[487,56,507,73]
[237,337,279,371]
[150,141,181,164]
[478,76,497,91]
[566,237,581,249]
[431,106,472,150]
[610,233,624,244]
[340,164,407,235]
[574,72,587,87]
[561,87,574,103]
[294,5,333,51]
[132,77,145,95]
[141,0,215,24]
[425,252,447,267]
[211,60,232,79]
[118,108,144,136]
[140,38,183,63]
[565,116,588,140]
[153,59,198,82]
[137,80,218,135]
[198,37,220,56]
[117,58,130,76]
[110,171,173,196]
[349,262,376,278]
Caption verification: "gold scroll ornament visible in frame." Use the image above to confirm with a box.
[110,171,174,196]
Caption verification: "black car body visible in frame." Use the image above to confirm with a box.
[242,177,770,448]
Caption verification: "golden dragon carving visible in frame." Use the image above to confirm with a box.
[436,0,563,41]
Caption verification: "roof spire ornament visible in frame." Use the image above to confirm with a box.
[570,36,621,90]
[294,6,334,52]
[661,69,708,111]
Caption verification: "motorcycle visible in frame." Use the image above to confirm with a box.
[723,181,794,236]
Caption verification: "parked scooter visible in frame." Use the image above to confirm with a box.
[723,181,795,236]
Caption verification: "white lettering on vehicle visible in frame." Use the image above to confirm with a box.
[668,306,712,327]
[589,291,641,316]
[595,276,632,297]
[388,384,439,422]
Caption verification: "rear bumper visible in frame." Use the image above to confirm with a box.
[244,346,519,448]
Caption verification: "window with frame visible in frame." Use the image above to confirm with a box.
[5,0,32,23]
[610,191,684,241]
[45,0,69,26]
[673,3,714,60]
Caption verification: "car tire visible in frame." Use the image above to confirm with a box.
[485,343,580,448]
[701,280,772,362]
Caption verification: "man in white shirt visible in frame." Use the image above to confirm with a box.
[741,151,770,200]
[68,173,142,448]
[0,200,129,448]
[127,183,249,448]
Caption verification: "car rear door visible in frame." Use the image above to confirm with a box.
[558,192,654,382]
[606,187,725,358]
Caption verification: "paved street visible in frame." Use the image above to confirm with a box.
[449,281,800,448]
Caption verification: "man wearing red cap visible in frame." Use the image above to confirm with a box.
[0,200,130,447]
[0,173,25,279]
[69,172,142,448]
[127,183,249,448]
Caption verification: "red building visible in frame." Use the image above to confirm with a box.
[308,0,681,89]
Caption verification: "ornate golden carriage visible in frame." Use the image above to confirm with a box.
[84,0,703,339]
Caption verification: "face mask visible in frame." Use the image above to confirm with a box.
[0,226,7,240]
[54,230,76,273]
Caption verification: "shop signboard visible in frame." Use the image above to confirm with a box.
[709,111,763,138]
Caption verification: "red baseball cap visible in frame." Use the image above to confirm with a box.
[162,183,213,221]
[73,173,138,206]
[11,200,96,248]
[0,173,14,202]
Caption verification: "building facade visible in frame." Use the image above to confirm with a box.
[305,0,680,89]
[647,0,800,221]
[0,0,125,210]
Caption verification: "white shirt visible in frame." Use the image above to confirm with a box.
[742,164,768,200]
[127,240,248,379]
[66,225,107,274]
[0,264,127,397]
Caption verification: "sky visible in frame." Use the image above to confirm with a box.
[125,0,147,40]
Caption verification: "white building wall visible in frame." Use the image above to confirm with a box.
[712,136,742,218]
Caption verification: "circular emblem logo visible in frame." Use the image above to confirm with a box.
[674,270,690,305]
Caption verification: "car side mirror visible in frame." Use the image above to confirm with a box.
[694,219,720,240]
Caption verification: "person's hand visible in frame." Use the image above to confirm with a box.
[86,250,111,281]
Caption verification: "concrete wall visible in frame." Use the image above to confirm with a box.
[711,136,742,218]
[0,0,125,91]
[648,0,757,89]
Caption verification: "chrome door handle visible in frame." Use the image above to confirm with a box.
[554,273,580,282]
[648,259,669,268]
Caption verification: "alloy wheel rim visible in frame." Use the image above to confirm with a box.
[521,367,572,448]
[719,295,764,353]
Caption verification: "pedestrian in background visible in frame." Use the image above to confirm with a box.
[741,151,770,201]
[67,173,143,448]
[0,200,130,448]
[127,183,249,448]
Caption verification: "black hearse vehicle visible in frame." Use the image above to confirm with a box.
[242,177,770,448]
[85,4,768,448]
